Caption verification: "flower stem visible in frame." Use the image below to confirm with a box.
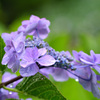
[3,86,23,94]
[0,75,23,89]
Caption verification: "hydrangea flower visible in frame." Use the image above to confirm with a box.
[72,67,100,98]
[72,50,100,73]
[18,15,50,39]
[0,72,22,100]
[1,32,25,72]
[20,47,56,77]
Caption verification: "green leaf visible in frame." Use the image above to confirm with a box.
[0,36,6,75]
[16,73,66,100]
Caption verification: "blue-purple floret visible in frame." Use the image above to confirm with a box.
[1,15,100,98]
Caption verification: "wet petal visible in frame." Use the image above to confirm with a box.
[38,28,49,39]
[72,50,79,61]
[11,60,20,73]
[38,48,47,57]
[7,55,17,68]
[91,83,100,98]
[22,47,38,61]
[22,20,30,25]
[80,57,93,65]
[30,15,40,23]
[1,33,11,44]
[51,68,69,82]
[20,63,39,77]
[20,60,35,68]
[90,50,96,62]
[18,26,25,32]
[37,18,50,29]
[25,23,37,35]
[94,65,100,73]
[37,55,56,66]
[2,54,10,65]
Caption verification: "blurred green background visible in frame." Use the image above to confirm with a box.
[0,0,100,100]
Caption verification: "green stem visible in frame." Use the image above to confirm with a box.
[0,71,2,83]
[3,86,23,94]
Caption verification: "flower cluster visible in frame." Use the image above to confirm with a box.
[1,15,100,98]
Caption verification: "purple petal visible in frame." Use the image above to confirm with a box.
[79,51,92,62]
[22,20,30,25]
[51,68,69,82]
[79,57,93,65]
[38,28,50,39]
[37,18,50,29]
[1,33,11,44]
[38,48,47,57]
[91,71,100,98]
[25,23,38,35]
[20,63,39,77]
[26,98,32,100]
[94,65,100,73]
[72,50,79,61]
[11,60,20,73]
[37,55,56,66]
[22,47,38,61]
[66,51,72,58]
[12,33,25,53]
[24,15,40,35]
[90,50,96,62]
[91,83,100,98]
[20,60,35,68]
[32,47,39,60]
[30,15,40,23]
[7,55,17,68]
[97,75,100,81]
[18,26,25,32]
[78,67,92,91]
[95,54,100,64]
[2,47,14,65]
[2,54,10,65]
[2,72,16,82]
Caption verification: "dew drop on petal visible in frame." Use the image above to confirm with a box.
[9,91,12,94]
[75,78,79,82]
[9,84,13,88]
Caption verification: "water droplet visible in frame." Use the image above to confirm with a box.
[9,91,12,94]
[9,84,13,88]
[41,78,44,80]
[75,79,79,82]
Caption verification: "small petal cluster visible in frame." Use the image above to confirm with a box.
[0,72,22,100]
[73,50,100,73]
[71,50,100,98]
[1,15,55,77]
[1,15,100,98]
[20,47,56,77]
[1,32,25,73]
[18,15,50,39]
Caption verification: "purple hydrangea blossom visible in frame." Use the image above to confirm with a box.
[20,47,56,77]
[0,72,22,100]
[1,15,100,99]
[70,67,100,98]
[1,32,25,72]
[18,15,50,39]
[72,50,100,73]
